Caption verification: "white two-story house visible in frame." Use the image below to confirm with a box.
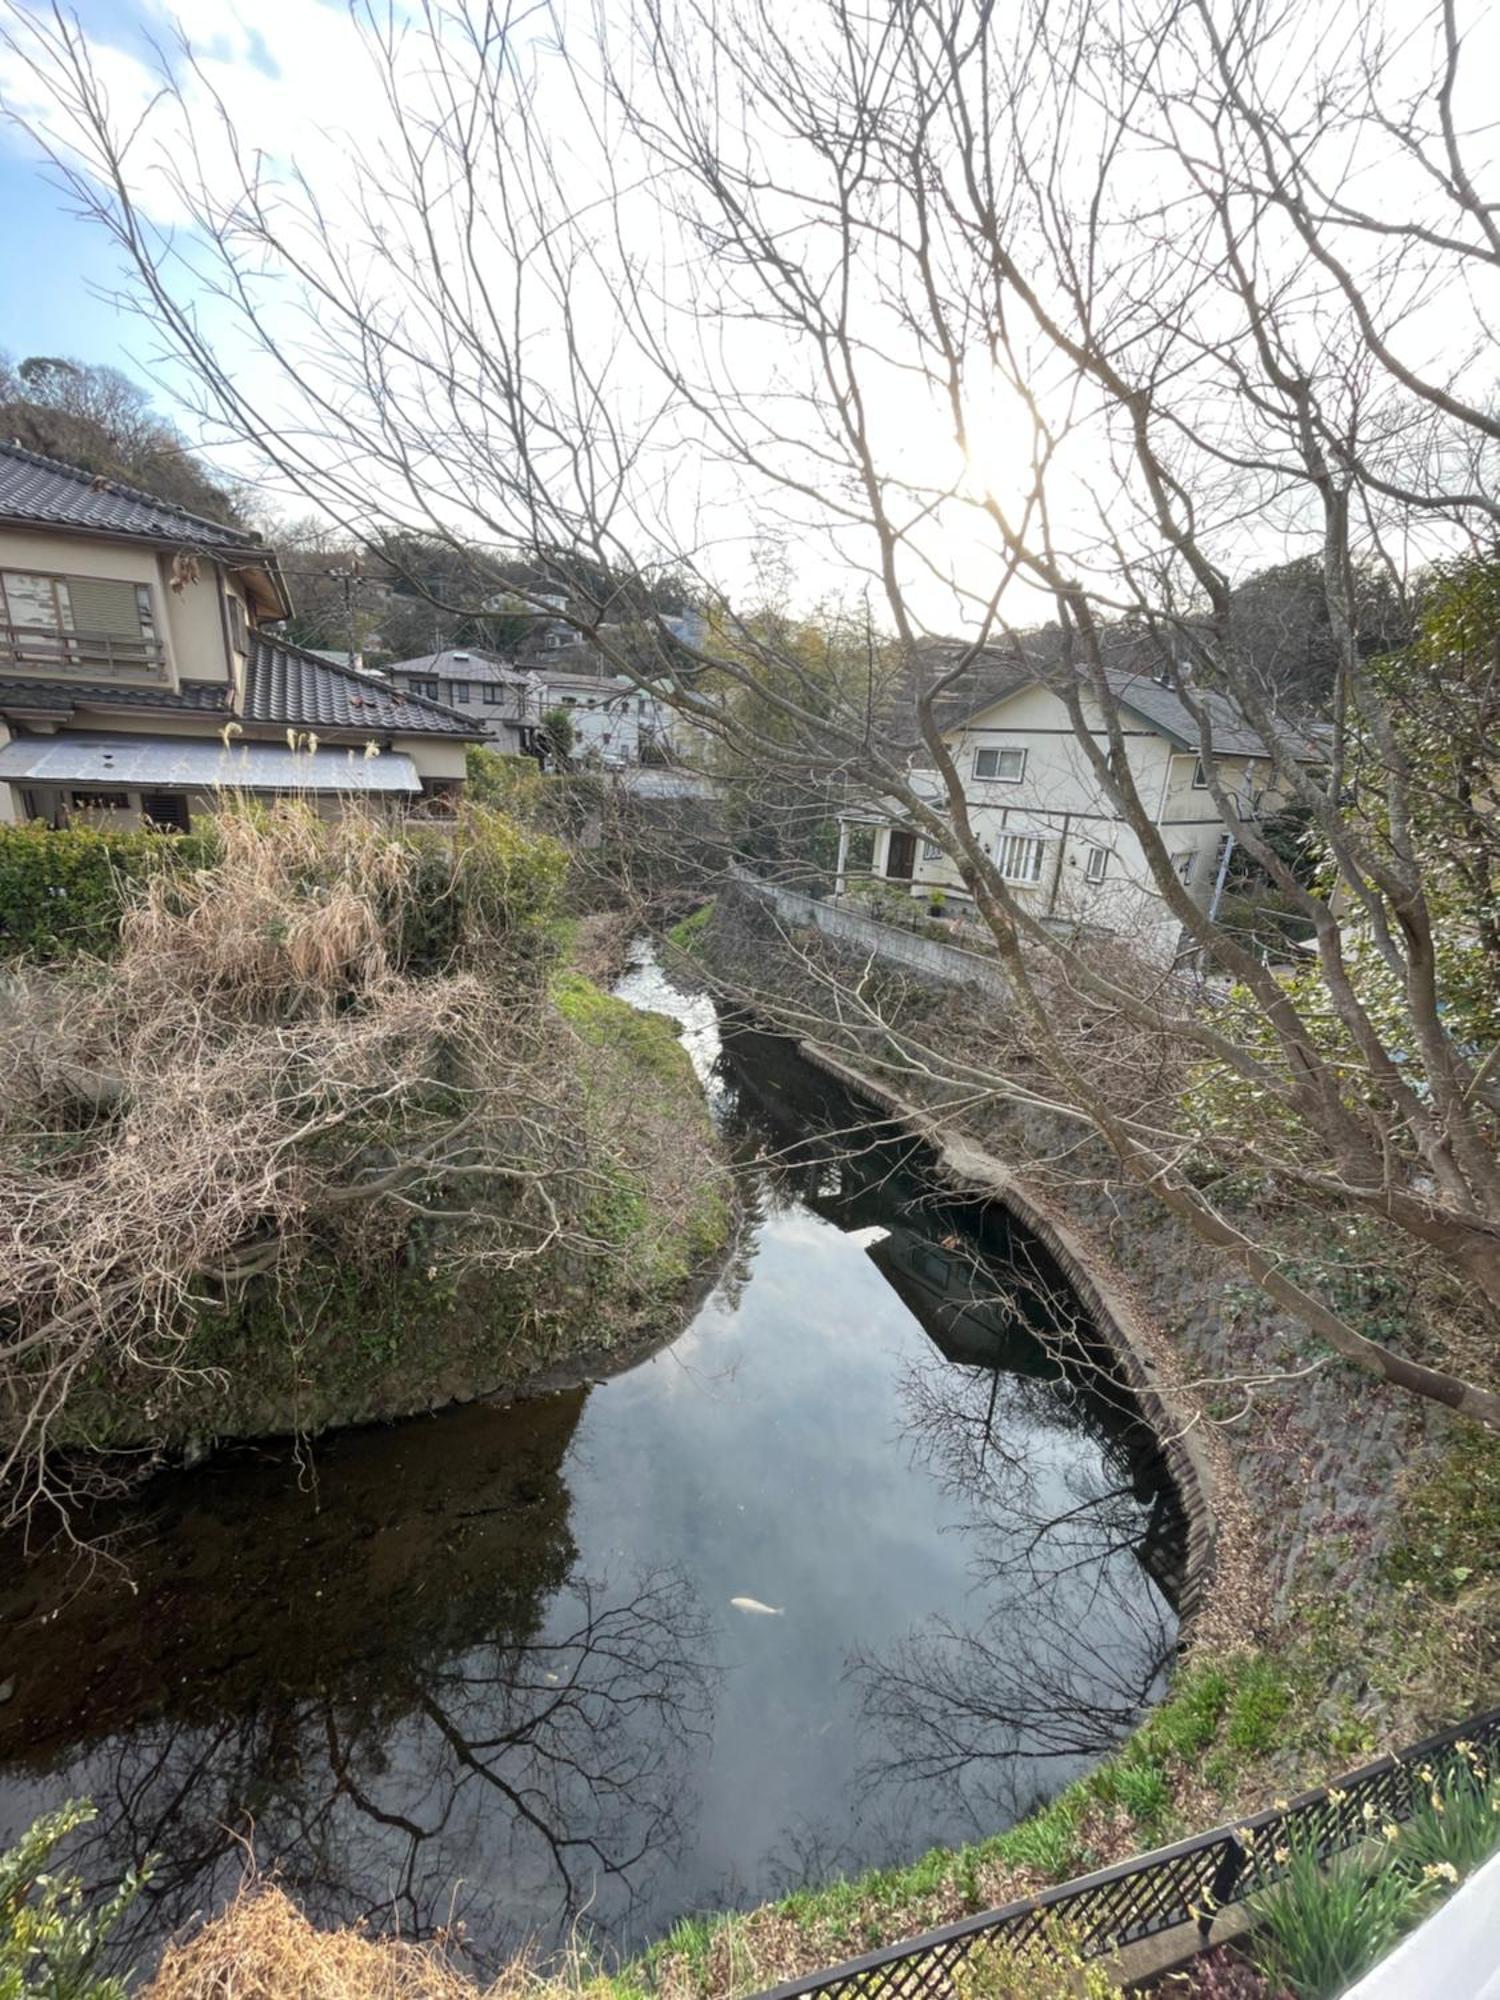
[0,442,481,830]
[841,660,1319,960]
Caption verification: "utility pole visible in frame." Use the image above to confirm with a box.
[327,561,363,670]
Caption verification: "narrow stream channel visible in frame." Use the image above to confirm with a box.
[0,943,1182,1971]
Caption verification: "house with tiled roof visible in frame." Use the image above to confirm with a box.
[0,441,481,830]
[842,641,1327,961]
[384,648,545,757]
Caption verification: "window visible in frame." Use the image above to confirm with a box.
[407,677,439,701]
[226,593,247,653]
[71,790,129,812]
[1172,850,1197,883]
[1084,845,1110,884]
[922,839,944,862]
[483,684,503,705]
[142,792,191,833]
[1,570,157,664]
[974,745,1027,783]
[997,832,1046,884]
[1191,757,1211,789]
[449,681,471,703]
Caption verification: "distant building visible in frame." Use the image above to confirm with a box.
[383,648,544,757]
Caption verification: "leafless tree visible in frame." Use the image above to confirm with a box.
[4,0,1498,1422]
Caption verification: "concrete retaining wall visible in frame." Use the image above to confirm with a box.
[731,872,1011,999]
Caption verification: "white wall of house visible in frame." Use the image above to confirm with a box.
[861,682,1284,957]
[536,674,677,763]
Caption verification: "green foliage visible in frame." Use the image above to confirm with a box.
[952,1918,1118,2000]
[1250,1842,1415,2000]
[464,743,543,809]
[0,804,564,974]
[399,807,567,968]
[0,1802,147,2000]
[0,822,217,962]
[1400,1744,1500,1880]
[542,705,576,762]
[551,970,695,1086]
[666,901,716,952]
[1113,1760,1170,1828]
[1396,1746,1500,1884]
[1386,1419,1500,1604]
[1223,1658,1296,1757]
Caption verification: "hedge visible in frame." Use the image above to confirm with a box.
[0,822,217,963]
[0,808,567,970]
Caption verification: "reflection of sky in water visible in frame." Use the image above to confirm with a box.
[0,947,1178,1971]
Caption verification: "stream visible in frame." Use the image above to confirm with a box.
[0,942,1182,1971]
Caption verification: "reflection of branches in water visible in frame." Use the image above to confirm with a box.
[45,1569,716,1970]
[851,1353,1176,1828]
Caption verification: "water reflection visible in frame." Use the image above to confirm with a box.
[0,952,1183,1969]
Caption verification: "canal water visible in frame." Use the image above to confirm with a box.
[0,943,1181,1971]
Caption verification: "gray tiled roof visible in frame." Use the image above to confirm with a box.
[0,441,264,554]
[0,677,230,716]
[245,632,481,738]
[939,639,1318,759]
[385,648,521,686]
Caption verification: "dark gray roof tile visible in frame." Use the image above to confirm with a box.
[0,441,262,554]
[245,633,480,738]
[0,677,230,716]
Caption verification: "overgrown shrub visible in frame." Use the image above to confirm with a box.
[1,1801,146,2000]
[0,801,723,1527]
[951,1917,1118,2000]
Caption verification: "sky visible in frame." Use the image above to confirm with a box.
[2,0,1496,631]
[0,0,368,449]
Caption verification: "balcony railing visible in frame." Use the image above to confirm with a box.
[0,623,170,679]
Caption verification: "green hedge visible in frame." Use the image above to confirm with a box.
[0,822,217,963]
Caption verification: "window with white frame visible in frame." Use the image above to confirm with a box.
[973,744,1027,783]
[1172,850,1196,883]
[1084,844,1110,884]
[922,838,944,862]
[997,831,1046,884]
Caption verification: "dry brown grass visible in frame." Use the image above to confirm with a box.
[144,1885,637,2000]
[147,1885,493,2000]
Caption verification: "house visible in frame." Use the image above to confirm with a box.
[384,647,544,757]
[0,443,481,829]
[527,665,678,766]
[841,658,1321,959]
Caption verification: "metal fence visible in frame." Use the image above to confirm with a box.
[752,1704,1500,2000]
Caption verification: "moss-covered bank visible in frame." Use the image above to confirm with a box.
[54,973,730,1454]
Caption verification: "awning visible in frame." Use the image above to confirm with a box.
[0,733,422,795]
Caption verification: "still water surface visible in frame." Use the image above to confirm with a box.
[0,946,1181,1968]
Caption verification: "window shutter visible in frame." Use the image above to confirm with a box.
[65,577,146,638]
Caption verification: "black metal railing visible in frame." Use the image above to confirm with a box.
[752,1704,1500,2000]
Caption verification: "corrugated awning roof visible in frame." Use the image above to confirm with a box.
[0,733,422,795]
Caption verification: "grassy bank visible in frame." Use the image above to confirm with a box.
[1,807,731,1497]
